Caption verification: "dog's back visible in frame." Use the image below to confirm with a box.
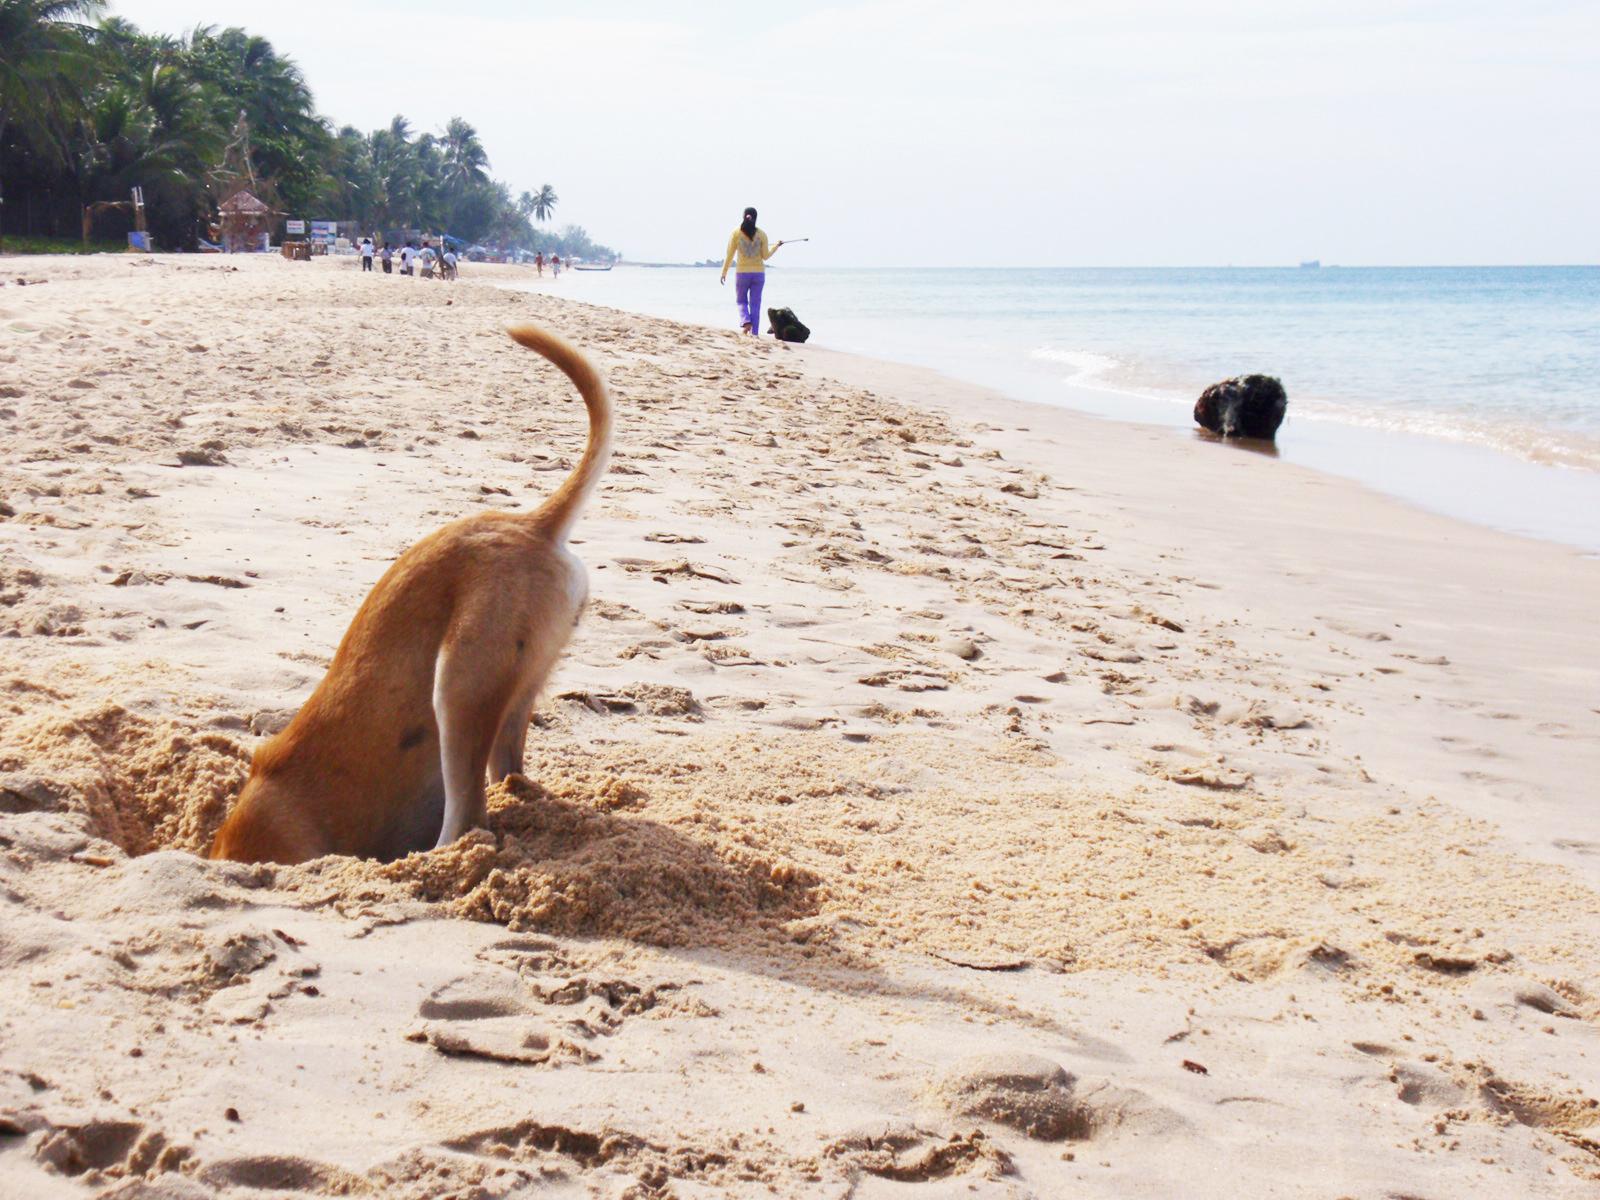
[767,307,810,343]
[1194,374,1287,440]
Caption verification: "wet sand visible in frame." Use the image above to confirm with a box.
[1,253,1597,1198]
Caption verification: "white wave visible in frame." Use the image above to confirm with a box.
[1029,346,1123,386]
[1287,398,1600,473]
[1030,348,1600,472]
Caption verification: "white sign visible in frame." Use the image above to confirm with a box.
[286,219,306,235]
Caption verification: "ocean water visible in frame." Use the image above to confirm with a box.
[524,266,1600,550]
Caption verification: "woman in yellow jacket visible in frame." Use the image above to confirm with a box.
[721,206,785,336]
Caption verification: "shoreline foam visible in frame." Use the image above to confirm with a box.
[1026,343,1600,476]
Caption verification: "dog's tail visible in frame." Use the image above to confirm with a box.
[507,324,613,540]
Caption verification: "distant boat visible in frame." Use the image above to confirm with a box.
[1299,259,1321,269]
[573,261,614,272]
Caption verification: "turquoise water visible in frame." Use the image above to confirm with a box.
[527,265,1600,549]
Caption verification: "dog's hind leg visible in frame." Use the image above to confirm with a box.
[489,685,538,781]
[431,644,509,849]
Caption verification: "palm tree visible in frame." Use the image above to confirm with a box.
[529,182,557,222]
[0,0,105,166]
[2,12,595,255]
[322,124,376,226]
[439,116,488,194]
[69,48,221,247]
[183,25,329,213]
[133,57,223,246]
[0,0,105,244]
[411,130,444,228]
[365,116,414,229]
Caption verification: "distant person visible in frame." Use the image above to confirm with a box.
[399,243,415,276]
[720,206,785,336]
[419,244,437,279]
[360,236,374,271]
[380,243,393,274]
[535,251,544,276]
[551,255,561,277]
[442,248,458,280]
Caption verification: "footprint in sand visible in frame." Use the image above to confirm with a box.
[824,1124,1011,1182]
[1554,838,1600,857]
[1386,1061,1472,1108]
[859,668,950,692]
[199,1154,366,1193]
[27,1115,191,1182]
[1319,617,1394,642]
[679,598,745,615]
[411,971,592,1067]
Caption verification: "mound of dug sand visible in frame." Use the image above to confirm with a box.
[347,775,823,945]
[930,1053,1180,1143]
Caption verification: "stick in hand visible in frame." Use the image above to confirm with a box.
[725,238,809,283]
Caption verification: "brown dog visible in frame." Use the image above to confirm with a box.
[210,325,612,865]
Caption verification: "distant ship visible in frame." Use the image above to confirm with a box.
[1299,259,1321,269]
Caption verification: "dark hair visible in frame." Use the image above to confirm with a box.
[740,207,757,238]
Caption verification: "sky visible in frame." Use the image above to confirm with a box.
[107,0,1600,267]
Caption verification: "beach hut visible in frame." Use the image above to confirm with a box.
[217,188,277,253]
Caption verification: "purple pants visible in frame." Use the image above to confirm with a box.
[735,271,765,335]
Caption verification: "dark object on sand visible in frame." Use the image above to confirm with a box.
[1194,375,1288,441]
[767,307,810,343]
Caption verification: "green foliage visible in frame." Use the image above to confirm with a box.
[532,223,616,262]
[0,8,612,257]
[528,184,557,223]
[0,1,106,167]
[0,233,123,253]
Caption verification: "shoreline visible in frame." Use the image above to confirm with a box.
[2,255,1598,1197]
[787,340,1600,881]
[497,266,1600,554]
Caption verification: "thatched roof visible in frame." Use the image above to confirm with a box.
[219,189,273,216]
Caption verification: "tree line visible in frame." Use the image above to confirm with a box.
[0,1,616,257]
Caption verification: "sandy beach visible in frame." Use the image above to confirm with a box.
[2,253,1598,1198]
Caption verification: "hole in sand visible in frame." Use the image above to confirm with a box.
[16,705,823,950]
[15,704,251,857]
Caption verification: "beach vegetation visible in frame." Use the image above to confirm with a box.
[525,183,558,223]
[0,8,614,258]
[0,232,123,253]
[0,0,106,171]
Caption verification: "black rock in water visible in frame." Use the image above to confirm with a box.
[1194,375,1287,441]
